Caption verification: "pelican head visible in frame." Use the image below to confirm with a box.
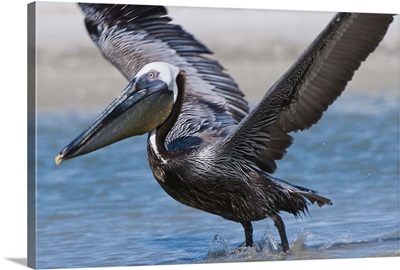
[55,62,181,165]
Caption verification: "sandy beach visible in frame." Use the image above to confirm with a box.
[34,2,399,113]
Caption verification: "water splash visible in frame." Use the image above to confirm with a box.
[205,229,291,262]
[206,234,231,258]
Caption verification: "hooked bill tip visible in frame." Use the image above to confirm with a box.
[55,154,63,166]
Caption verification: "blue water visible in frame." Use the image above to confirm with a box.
[35,92,399,268]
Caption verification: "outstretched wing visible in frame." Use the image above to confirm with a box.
[78,3,249,150]
[218,12,394,173]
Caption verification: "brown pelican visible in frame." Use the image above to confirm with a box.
[55,4,394,252]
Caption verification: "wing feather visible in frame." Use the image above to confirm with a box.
[78,3,249,150]
[218,12,394,173]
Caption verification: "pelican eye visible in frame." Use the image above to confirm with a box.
[147,70,159,80]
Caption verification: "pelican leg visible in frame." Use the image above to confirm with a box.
[271,214,289,252]
[241,221,253,247]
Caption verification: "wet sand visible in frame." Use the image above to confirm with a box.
[35,2,399,113]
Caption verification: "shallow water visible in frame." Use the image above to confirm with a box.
[35,92,399,268]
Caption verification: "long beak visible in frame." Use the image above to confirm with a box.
[55,78,174,165]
